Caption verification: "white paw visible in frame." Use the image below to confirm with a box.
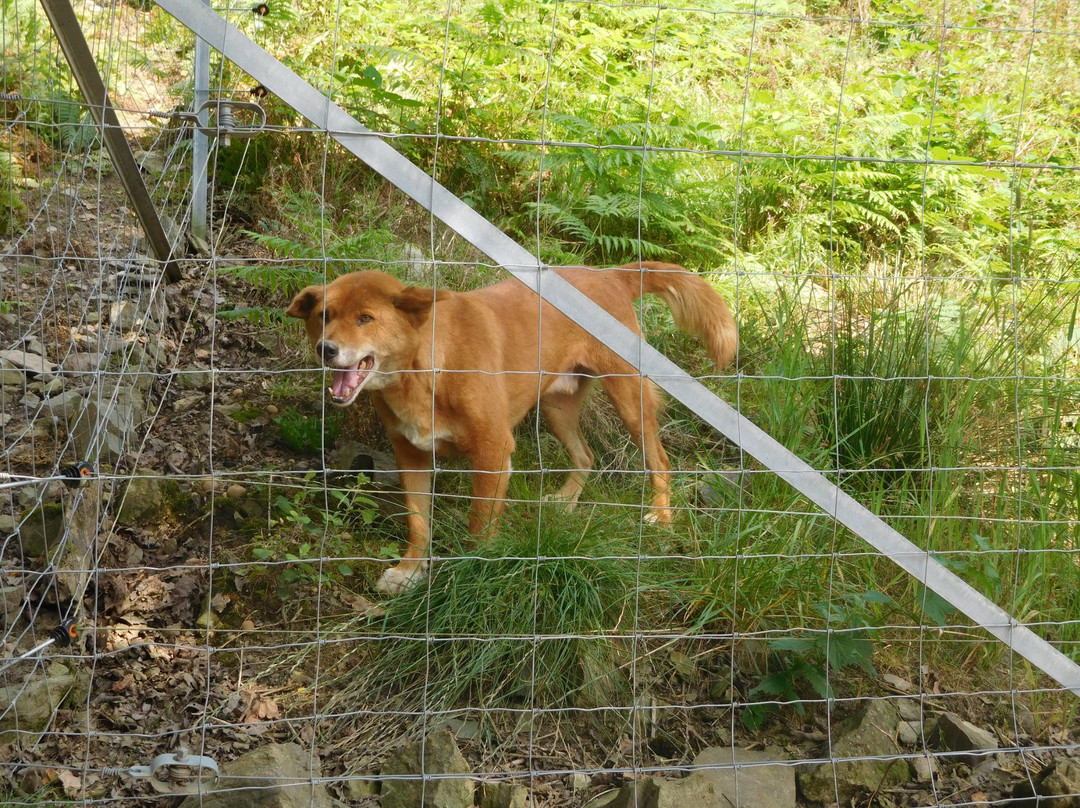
[644,509,673,525]
[542,492,579,510]
[376,564,428,595]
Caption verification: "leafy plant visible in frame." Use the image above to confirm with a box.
[744,591,891,729]
[274,406,341,454]
[252,472,379,597]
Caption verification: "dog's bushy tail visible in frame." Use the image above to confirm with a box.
[621,261,738,369]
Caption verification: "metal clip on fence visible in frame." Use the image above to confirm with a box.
[176,99,267,144]
[110,748,220,795]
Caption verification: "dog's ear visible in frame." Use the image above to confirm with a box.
[392,286,450,325]
[286,286,323,319]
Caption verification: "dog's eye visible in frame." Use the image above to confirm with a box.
[357,314,374,325]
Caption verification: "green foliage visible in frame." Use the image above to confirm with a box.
[743,591,890,729]
[274,406,340,454]
[251,473,379,597]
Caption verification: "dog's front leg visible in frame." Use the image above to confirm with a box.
[466,441,515,540]
[377,440,433,594]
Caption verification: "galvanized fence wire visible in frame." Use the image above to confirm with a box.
[1,0,1079,805]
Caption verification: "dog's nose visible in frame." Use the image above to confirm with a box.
[316,340,339,362]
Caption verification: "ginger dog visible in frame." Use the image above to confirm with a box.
[287,262,736,593]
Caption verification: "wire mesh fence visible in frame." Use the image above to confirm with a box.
[1,0,1078,805]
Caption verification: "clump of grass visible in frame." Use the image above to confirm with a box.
[328,508,644,717]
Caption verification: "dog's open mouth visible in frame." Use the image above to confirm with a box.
[328,355,374,406]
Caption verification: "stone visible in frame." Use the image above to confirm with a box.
[0,667,76,748]
[110,300,138,330]
[177,742,332,808]
[1,580,27,630]
[694,746,797,807]
[567,772,590,793]
[0,366,25,386]
[935,712,999,765]
[17,503,66,558]
[882,674,916,693]
[116,475,169,526]
[895,697,923,722]
[897,720,921,745]
[798,700,907,804]
[912,754,938,782]
[1030,758,1080,807]
[380,730,473,808]
[0,349,55,375]
[174,369,214,390]
[479,781,529,808]
[69,384,147,462]
[40,377,64,396]
[59,351,104,373]
[43,389,86,419]
[587,772,727,808]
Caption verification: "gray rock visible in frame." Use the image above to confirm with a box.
[895,697,923,722]
[935,712,999,764]
[0,349,55,375]
[912,754,938,782]
[0,665,76,748]
[174,369,214,390]
[586,772,727,808]
[115,475,170,526]
[177,742,332,808]
[69,384,147,462]
[40,377,64,396]
[897,720,921,745]
[380,730,473,808]
[882,674,916,693]
[798,700,907,804]
[0,366,25,386]
[18,503,66,557]
[44,389,86,419]
[479,781,529,808]
[1032,759,1080,807]
[566,772,590,793]
[110,300,138,330]
[1,580,27,630]
[59,351,104,373]
[694,746,797,807]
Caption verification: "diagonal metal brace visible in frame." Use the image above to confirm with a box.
[38,0,182,281]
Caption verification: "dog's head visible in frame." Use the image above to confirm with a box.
[286,271,447,407]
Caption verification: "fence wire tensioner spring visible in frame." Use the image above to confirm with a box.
[149,99,267,145]
[105,748,220,795]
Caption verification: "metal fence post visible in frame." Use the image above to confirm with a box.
[190,0,211,246]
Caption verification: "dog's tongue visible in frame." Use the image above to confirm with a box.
[331,364,361,398]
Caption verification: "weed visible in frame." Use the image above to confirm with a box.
[274,406,341,454]
[251,472,380,598]
[743,591,890,730]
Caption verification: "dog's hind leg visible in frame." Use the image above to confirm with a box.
[600,373,673,524]
[539,382,595,508]
[377,440,434,594]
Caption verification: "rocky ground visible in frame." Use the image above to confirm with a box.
[0,154,1077,807]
